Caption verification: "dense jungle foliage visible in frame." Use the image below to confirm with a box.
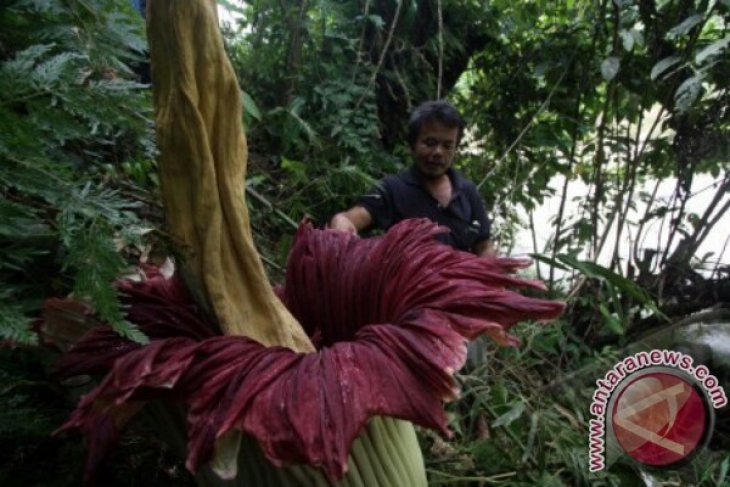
[0,0,728,485]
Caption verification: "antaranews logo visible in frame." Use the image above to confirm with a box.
[588,349,727,472]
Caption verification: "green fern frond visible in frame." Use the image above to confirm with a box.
[0,306,38,346]
[32,51,87,88]
[0,0,154,346]
[56,182,148,344]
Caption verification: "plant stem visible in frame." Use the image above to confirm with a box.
[353,0,403,112]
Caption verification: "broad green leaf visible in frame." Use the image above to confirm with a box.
[551,254,667,320]
[534,61,551,77]
[620,30,634,52]
[367,14,386,29]
[605,279,624,321]
[695,36,730,65]
[666,14,703,38]
[491,381,509,404]
[492,400,525,428]
[280,157,307,181]
[630,29,645,47]
[650,56,682,80]
[531,253,572,272]
[557,255,647,302]
[601,57,620,81]
[717,455,729,486]
[599,304,624,335]
[241,89,261,121]
[674,75,702,112]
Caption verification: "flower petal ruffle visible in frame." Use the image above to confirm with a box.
[282,219,562,347]
[50,219,564,481]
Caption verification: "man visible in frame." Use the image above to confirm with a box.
[330,100,495,256]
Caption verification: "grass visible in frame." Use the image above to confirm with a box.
[2,313,727,485]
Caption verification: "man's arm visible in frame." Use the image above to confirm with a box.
[329,206,373,235]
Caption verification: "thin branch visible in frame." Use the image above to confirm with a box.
[687,175,730,250]
[593,200,619,263]
[567,205,622,299]
[610,111,649,274]
[549,120,580,288]
[350,0,373,83]
[664,193,730,277]
[245,186,299,229]
[550,169,571,288]
[632,178,660,266]
[632,107,645,161]
[610,154,636,274]
[476,62,571,190]
[528,209,543,281]
[287,0,309,103]
[659,174,730,278]
[658,177,691,269]
[393,63,412,111]
[353,0,403,112]
[588,0,620,260]
[618,106,664,270]
[710,232,730,281]
[259,253,285,275]
[436,0,443,99]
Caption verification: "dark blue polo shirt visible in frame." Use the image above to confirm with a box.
[358,167,491,252]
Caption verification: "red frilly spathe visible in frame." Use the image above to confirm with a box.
[42,219,565,481]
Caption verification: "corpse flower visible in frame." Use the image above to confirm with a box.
[40,0,565,485]
[46,219,564,484]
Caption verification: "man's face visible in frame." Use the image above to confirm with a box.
[411,120,460,180]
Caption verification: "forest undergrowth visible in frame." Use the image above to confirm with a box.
[1,0,728,485]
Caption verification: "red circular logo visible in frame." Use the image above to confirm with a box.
[611,371,707,466]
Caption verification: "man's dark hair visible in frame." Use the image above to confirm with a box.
[406,100,466,148]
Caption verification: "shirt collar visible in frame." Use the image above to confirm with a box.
[403,166,468,193]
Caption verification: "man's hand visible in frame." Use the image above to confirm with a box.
[329,206,373,235]
[329,213,359,234]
